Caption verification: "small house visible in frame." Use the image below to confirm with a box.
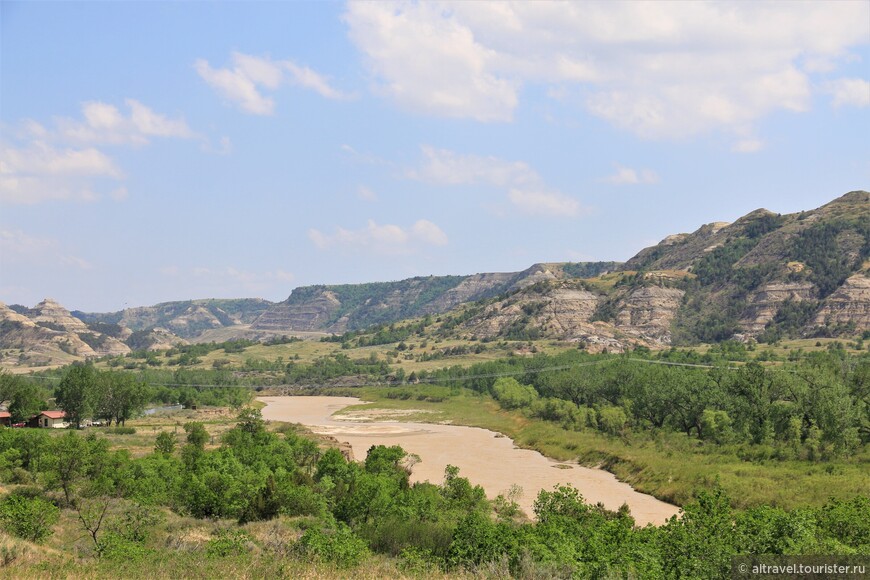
[0,412,10,427]
[31,411,67,429]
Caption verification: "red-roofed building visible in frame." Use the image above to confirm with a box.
[0,412,10,427]
[30,411,67,429]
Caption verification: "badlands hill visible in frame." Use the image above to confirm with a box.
[2,191,867,365]
[433,190,869,349]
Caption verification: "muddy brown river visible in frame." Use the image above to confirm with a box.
[258,396,680,526]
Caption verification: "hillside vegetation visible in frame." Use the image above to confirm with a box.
[2,192,868,371]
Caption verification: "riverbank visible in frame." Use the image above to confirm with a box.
[258,395,680,526]
[314,386,870,512]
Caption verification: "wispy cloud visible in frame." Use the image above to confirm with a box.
[508,189,581,217]
[196,52,351,115]
[0,229,94,270]
[601,164,659,185]
[2,100,200,205]
[309,219,448,254]
[408,145,537,186]
[356,185,379,202]
[408,145,585,217]
[0,142,123,204]
[823,78,870,108]
[56,99,195,145]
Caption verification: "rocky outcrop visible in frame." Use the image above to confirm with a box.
[77,298,274,338]
[129,328,184,351]
[812,275,870,330]
[163,305,224,335]
[738,282,816,335]
[464,283,601,340]
[29,299,90,333]
[421,272,518,314]
[253,262,620,335]
[0,301,95,362]
[615,287,685,344]
[0,299,137,363]
[253,289,342,332]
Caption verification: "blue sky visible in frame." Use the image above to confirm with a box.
[1,1,868,312]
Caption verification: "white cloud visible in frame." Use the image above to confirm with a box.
[3,99,199,205]
[283,61,350,100]
[0,229,93,270]
[409,145,537,186]
[195,58,275,115]
[344,1,869,139]
[126,99,195,138]
[308,219,448,254]
[345,2,517,121]
[1,141,122,178]
[408,145,585,218]
[601,164,659,185]
[508,189,581,217]
[824,78,870,108]
[0,141,123,204]
[196,52,350,115]
[57,100,195,145]
[0,175,100,204]
[411,219,449,245]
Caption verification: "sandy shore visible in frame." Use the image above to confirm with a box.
[259,395,680,526]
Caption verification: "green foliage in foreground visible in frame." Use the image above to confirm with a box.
[0,408,867,578]
[0,490,59,542]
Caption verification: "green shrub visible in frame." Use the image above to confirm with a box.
[97,532,150,561]
[0,493,59,543]
[297,522,369,568]
[597,406,628,436]
[700,409,733,444]
[491,377,538,409]
[205,529,252,557]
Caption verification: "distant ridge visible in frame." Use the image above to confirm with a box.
[2,191,867,365]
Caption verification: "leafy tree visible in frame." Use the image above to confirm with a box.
[235,407,265,435]
[0,374,47,423]
[93,371,149,426]
[491,377,538,409]
[183,422,208,449]
[56,363,96,428]
[154,431,177,455]
[45,431,89,506]
[659,487,736,578]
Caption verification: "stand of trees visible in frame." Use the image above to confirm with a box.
[0,409,866,577]
[415,350,869,458]
[55,364,150,427]
[0,373,49,423]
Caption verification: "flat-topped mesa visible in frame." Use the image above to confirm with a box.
[252,288,343,332]
[251,262,621,334]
